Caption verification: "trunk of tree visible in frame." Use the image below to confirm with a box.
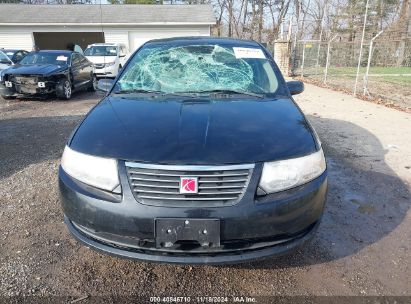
[228,0,233,37]
[258,0,264,42]
[251,0,257,40]
[242,0,249,38]
[394,0,410,66]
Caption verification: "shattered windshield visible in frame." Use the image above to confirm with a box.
[115,44,280,95]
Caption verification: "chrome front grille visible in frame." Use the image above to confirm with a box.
[125,162,254,206]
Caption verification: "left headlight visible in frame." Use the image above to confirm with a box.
[61,146,120,193]
[105,62,115,67]
[258,148,326,194]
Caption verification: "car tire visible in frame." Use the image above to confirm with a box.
[1,95,15,100]
[56,78,72,100]
[87,74,97,92]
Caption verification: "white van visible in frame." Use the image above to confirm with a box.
[84,43,129,78]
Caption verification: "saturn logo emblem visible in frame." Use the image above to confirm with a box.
[180,177,198,194]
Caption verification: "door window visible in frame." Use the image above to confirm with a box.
[120,46,126,57]
[72,53,81,68]
[14,51,25,62]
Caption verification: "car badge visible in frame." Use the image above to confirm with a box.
[180,177,198,194]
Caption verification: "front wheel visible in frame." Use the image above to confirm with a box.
[87,74,97,92]
[56,78,72,100]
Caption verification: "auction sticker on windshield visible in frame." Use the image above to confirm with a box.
[233,47,266,59]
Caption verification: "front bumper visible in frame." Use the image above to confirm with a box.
[59,164,327,265]
[65,215,320,264]
[94,64,117,78]
[0,82,55,97]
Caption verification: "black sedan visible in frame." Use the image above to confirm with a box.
[0,50,96,100]
[59,37,327,264]
[1,49,29,64]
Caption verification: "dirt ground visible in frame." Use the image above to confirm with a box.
[300,74,411,112]
[0,85,410,300]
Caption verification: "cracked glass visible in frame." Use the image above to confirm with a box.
[116,44,279,95]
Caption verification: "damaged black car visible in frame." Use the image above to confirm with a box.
[59,37,327,264]
[0,50,96,100]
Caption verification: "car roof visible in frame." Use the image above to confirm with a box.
[36,50,74,54]
[145,36,262,48]
[88,43,120,46]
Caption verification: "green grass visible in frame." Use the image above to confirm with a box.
[311,66,411,85]
[382,76,411,84]
[327,66,411,75]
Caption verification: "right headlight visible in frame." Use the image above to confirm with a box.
[61,146,120,193]
[258,148,326,194]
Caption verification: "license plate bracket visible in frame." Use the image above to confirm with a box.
[155,218,220,249]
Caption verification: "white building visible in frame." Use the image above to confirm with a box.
[0,4,216,52]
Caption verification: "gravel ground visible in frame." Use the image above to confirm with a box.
[296,74,411,112]
[0,86,410,300]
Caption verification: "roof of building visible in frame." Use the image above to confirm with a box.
[0,4,216,25]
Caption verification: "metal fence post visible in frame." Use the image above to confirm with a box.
[364,30,383,95]
[324,35,338,85]
[301,43,306,77]
[354,0,370,96]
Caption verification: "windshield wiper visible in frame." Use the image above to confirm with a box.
[180,89,265,99]
[113,89,196,98]
[113,89,165,95]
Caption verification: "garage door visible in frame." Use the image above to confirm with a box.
[129,29,206,52]
[33,32,105,51]
[0,31,33,50]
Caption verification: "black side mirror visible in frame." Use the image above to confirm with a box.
[287,81,304,95]
[97,79,114,93]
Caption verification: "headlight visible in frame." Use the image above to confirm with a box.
[61,146,120,193]
[105,62,115,67]
[259,149,326,194]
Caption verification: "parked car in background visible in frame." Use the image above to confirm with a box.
[1,49,29,64]
[0,50,14,74]
[59,37,327,264]
[84,43,129,78]
[0,50,96,100]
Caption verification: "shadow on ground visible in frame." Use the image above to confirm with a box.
[1,89,103,103]
[0,115,83,179]
[231,116,410,269]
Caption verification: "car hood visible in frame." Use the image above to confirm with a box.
[69,96,317,165]
[4,64,66,76]
[86,56,116,64]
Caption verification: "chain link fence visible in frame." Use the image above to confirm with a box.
[291,33,411,110]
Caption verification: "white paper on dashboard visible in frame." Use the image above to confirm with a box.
[233,47,266,59]
[56,56,68,61]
